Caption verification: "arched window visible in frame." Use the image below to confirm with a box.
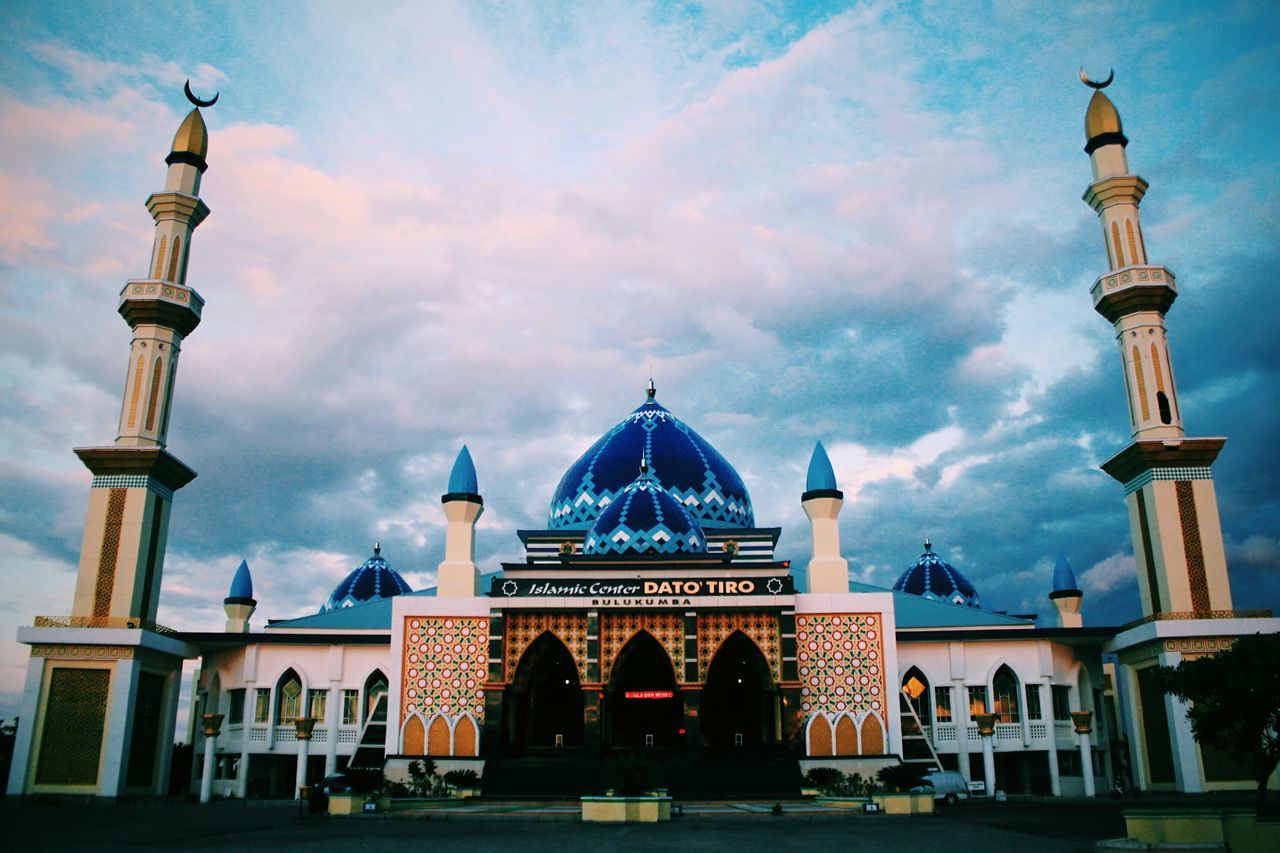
[144,357,163,431]
[403,716,425,755]
[427,716,450,756]
[1132,346,1151,421]
[1126,220,1140,266]
[1111,221,1125,267]
[127,355,144,429]
[454,715,478,757]
[275,669,303,725]
[834,714,857,756]
[901,667,931,732]
[363,670,388,725]
[807,715,832,757]
[153,236,167,279]
[859,714,885,755]
[166,236,182,282]
[992,665,1021,724]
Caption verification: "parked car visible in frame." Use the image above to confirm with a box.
[912,770,970,805]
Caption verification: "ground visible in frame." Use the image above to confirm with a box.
[1,793,1261,852]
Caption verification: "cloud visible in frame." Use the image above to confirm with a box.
[1079,553,1137,597]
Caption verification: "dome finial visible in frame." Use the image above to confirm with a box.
[647,373,656,400]
[374,541,381,556]
[640,452,649,475]
[1078,67,1114,90]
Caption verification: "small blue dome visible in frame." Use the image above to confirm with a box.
[448,445,479,495]
[1053,553,1080,592]
[892,539,982,608]
[321,544,413,613]
[583,465,708,556]
[549,386,754,531]
[805,440,839,493]
[227,559,254,601]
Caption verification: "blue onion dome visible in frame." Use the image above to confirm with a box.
[226,559,254,602]
[1052,553,1080,593]
[447,445,479,496]
[892,538,982,608]
[804,440,841,496]
[549,381,754,531]
[320,543,413,613]
[583,459,708,556]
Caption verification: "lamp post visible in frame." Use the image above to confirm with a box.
[1071,710,1096,797]
[200,713,224,804]
[975,713,997,797]
[293,716,316,800]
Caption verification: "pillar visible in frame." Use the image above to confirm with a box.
[200,713,223,804]
[681,687,702,754]
[976,713,996,796]
[324,684,340,776]
[236,687,253,798]
[1072,711,1096,797]
[294,717,315,799]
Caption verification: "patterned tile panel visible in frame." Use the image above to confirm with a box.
[401,617,488,721]
[795,613,884,717]
[503,611,589,682]
[600,612,684,683]
[697,611,780,682]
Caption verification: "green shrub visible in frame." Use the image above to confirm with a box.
[876,763,925,792]
[444,769,481,789]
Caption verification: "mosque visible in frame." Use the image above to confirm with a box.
[6,75,1277,802]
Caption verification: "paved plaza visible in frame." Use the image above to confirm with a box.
[8,793,1261,853]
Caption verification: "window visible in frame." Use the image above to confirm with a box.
[967,686,988,719]
[934,686,952,723]
[363,671,388,725]
[228,689,246,725]
[1057,750,1081,776]
[253,688,270,724]
[1052,686,1072,721]
[992,666,1021,724]
[342,689,360,726]
[308,689,327,723]
[1024,684,1042,721]
[276,673,302,725]
[901,667,931,731]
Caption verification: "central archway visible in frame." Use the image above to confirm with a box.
[507,632,583,751]
[607,632,682,749]
[700,631,777,751]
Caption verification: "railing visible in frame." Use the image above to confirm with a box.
[33,615,176,633]
[1122,609,1271,629]
[337,727,359,744]
[934,724,957,742]
[249,727,269,743]
[1029,723,1048,739]
[995,723,1021,742]
[274,725,297,743]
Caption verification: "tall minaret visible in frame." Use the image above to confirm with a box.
[68,86,214,626]
[1081,72,1232,618]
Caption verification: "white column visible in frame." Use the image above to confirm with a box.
[954,682,971,784]
[154,665,183,795]
[325,685,340,776]
[101,657,141,798]
[1166,691,1204,793]
[1079,729,1096,797]
[981,736,996,796]
[1047,740,1062,797]
[6,656,47,796]
[295,736,311,799]
[236,687,254,798]
[200,733,217,803]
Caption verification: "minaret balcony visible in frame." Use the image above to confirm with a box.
[1091,264,1176,324]
[119,279,205,336]
[145,191,210,228]
[1082,174,1148,212]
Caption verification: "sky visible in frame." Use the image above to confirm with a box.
[1,0,1278,722]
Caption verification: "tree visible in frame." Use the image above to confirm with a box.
[1158,632,1280,811]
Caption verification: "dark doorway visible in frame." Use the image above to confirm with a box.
[508,632,583,752]
[607,632,682,749]
[700,631,777,751]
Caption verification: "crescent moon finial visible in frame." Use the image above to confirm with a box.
[1079,67,1114,90]
[184,79,219,109]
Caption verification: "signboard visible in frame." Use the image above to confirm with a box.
[624,691,674,700]
[490,575,793,600]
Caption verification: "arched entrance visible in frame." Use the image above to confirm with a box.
[507,632,583,752]
[700,631,777,751]
[606,632,682,749]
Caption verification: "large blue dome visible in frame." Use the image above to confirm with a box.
[892,540,982,609]
[584,467,708,556]
[321,544,413,613]
[549,386,754,531]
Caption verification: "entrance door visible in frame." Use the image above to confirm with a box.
[607,632,682,749]
[700,631,777,751]
[508,632,583,751]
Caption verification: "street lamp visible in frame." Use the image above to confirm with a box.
[974,712,996,797]
[293,716,316,801]
[1071,710,1096,797]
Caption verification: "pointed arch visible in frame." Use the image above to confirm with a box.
[992,664,1022,723]
[402,713,425,755]
[452,713,479,757]
[153,236,167,279]
[144,357,163,431]
[1132,346,1151,421]
[605,628,678,685]
[806,713,833,756]
[363,668,388,725]
[834,713,858,756]
[274,667,306,726]
[1111,221,1125,267]
[858,711,885,755]
[705,629,774,686]
[427,714,451,756]
[166,236,182,281]
[901,666,932,729]
[127,354,145,429]
[1126,219,1140,265]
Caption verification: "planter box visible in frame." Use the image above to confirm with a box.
[380,796,467,812]
[450,786,482,799]
[327,794,368,816]
[581,795,673,823]
[872,792,934,815]
[816,796,873,810]
[1101,808,1280,853]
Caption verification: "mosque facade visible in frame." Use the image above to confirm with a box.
[6,78,1277,802]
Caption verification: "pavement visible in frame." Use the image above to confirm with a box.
[1,792,1264,853]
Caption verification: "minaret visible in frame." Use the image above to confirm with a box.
[68,87,214,627]
[1081,73,1232,617]
[224,559,256,633]
[802,440,849,594]
[1049,554,1083,628]
[438,445,483,597]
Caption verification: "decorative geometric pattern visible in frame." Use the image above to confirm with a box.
[90,475,174,501]
[548,393,754,531]
[834,714,857,755]
[504,612,588,682]
[796,613,884,717]
[1123,466,1212,496]
[893,541,981,609]
[93,489,127,619]
[403,716,425,755]
[401,617,487,721]
[35,667,111,786]
[31,645,135,659]
[1175,481,1211,613]
[600,612,684,682]
[583,471,706,556]
[322,545,412,613]
[697,611,780,682]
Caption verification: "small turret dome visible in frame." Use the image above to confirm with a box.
[447,445,479,496]
[321,543,413,613]
[227,559,254,602]
[1084,90,1127,152]
[804,440,841,495]
[583,463,708,556]
[1052,553,1080,593]
[892,539,982,608]
[171,108,209,159]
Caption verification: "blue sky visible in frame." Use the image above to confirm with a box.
[1,1,1278,720]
